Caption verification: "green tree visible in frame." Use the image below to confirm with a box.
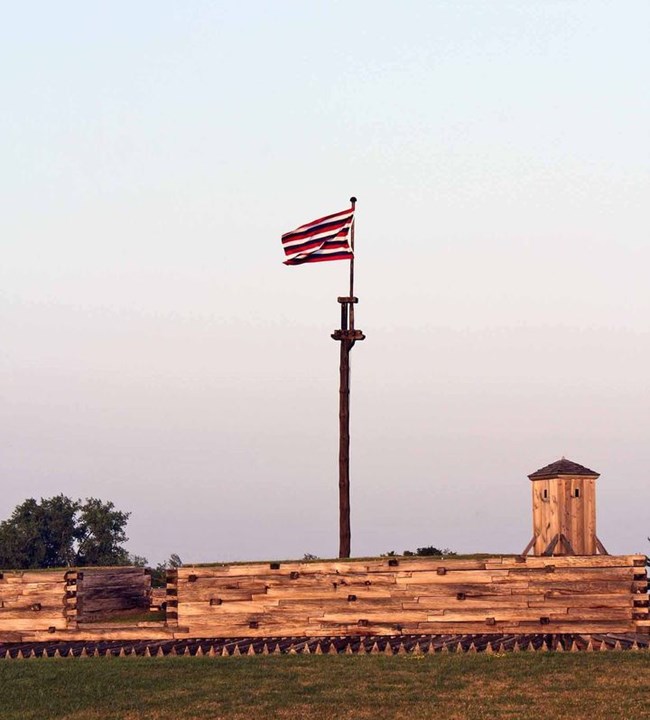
[0,496,133,569]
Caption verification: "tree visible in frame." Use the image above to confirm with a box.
[0,496,133,569]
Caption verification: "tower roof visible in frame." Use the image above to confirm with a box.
[528,458,600,480]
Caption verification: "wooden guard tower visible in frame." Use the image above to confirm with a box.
[522,458,608,557]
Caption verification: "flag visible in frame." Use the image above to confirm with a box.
[282,207,354,265]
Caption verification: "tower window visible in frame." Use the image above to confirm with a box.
[542,489,548,500]
[573,488,580,498]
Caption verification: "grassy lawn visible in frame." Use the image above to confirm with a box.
[1,653,649,720]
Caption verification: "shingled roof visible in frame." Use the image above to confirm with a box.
[528,458,600,480]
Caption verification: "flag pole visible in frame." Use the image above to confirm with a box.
[332,196,364,558]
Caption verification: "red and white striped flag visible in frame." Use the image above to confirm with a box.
[281,207,354,265]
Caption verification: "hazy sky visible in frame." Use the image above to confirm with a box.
[2,2,649,565]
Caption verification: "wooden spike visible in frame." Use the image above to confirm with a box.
[144,646,151,658]
[208,645,216,657]
[599,641,608,652]
[195,645,204,657]
[613,641,622,652]
[555,640,564,652]
[427,641,436,654]
[288,644,297,655]
[497,642,506,654]
[183,646,191,656]
[467,642,477,654]
[118,647,126,657]
[273,643,282,655]
[221,646,230,657]
[93,648,100,657]
[42,648,50,659]
[54,649,61,658]
[328,643,338,655]
[169,646,177,656]
[585,640,594,652]
[262,643,270,655]
[630,641,639,651]
[16,650,24,660]
[512,641,520,653]
[247,644,255,656]
[440,643,449,653]
[485,642,494,655]
[370,642,379,654]
[357,642,366,655]
[570,641,579,652]
[232,644,241,656]
[302,643,311,655]
[344,643,353,655]
[384,643,393,656]
[455,642,464,654]
[540,641,549,652]
[314,643,323,655]
[412,642,422,655]
[29,649,38,659]
[105,648,113,657]
[397,642,407,655]
[80,647,88,658]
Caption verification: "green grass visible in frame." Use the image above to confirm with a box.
[1,653,649,720]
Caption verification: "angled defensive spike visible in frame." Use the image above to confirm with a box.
[273,643,282,655]
[183,646,191,656]
[144,646,151,658]
[93,647,100,657]
[427,641,436,654]
[195,645,204,657]
[555,640,564,652]
[455,642,464,654]
[105,648,113,658]
[440,643,449,653]
[262,643,270,655]
[232,644,241,656]
[169,646,177,656]
[221,646,230,657]
[207,645,216,657]
[16,650,24,660]
[54,649,62,658]
[630,641,639,651]
[468,642,477,654]
[585,640,594,652]
[599,640,608,652]
[485,642,494,655]
[288,644,297,655]
[344,643,353,655]
[384,643,393,656]
[370,642,379,654]
[540,641,549,652]
[314,643,323,655]
[328,643,338,655]
[119,647,126,658]
[570,641,579,653]
[247,644,255,656]
[497,642,506,654]
[512,641,520,653]
[397,642,407,655]
[80,647,88,658]
[157,646,165,657]
[302,644,311,655]
[613,641,622,652]
[42,648,50,659]
[412,642,422,655]
[29,649,37,659]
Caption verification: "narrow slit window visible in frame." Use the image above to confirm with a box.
[573,488,580,498]
[542,489,548,500]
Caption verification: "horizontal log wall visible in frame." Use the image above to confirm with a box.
[76,568,151,621]
[0,570,72,640]
[170,555,649,638]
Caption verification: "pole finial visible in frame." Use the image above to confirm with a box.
[350,196,357,206]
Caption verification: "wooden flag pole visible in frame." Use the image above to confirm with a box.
[331,196,365,558]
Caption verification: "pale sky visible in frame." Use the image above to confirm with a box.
[1,1,649,565]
